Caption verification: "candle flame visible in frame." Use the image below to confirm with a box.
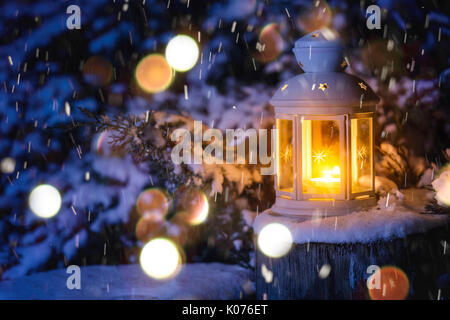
[310,166,341,183]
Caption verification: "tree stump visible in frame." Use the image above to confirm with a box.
[253,193,450,300]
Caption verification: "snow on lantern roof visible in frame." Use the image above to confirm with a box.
[270,29,380,112]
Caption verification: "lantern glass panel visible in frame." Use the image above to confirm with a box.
[351,118,373,193]
[277,119,294,193]
[302,119,341,195]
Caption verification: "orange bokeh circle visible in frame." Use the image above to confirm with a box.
[135,54,173,93]
[368,266,410,300]
[136,188,169,218]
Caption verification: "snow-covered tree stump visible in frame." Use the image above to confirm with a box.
[253,189,450,300]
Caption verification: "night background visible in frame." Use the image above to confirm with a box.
[0,0,449,301]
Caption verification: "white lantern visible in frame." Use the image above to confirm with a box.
[270,29,379,216]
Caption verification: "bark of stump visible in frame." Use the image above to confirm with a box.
[256,223,450,300]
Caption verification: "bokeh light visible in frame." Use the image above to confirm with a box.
[318,264,331,279]
[82,56,113,86]
[136,188,169,218]
[165,35,199,72]
[257,223,293,258]
[368,266,410,300]
[29,184,62,218]
[255,23,284,63]
[135,215,163,242]
[432,164,450,207]
[361,39,404,78]
[175,187,209,225]
[95,130,110,155]
[297,2,332,33]
[135,54,173,93]
[139,238,182,280]
[94,130,127,157]
[0,157,15,173]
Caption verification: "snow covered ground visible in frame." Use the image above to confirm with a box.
[0,263,253,300]
[253,188,450,244]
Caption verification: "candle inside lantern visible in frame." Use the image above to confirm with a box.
[302,119,342,195]
[310,165,341,183]
[270,29,379,216]
[305,164,341,194]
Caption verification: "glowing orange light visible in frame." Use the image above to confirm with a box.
[297,2,333,33]
[136,188,169,218]
[135,215,163,242]
[255,23,284,63]
[310,166,341,183]
[312,150,328,164]
[135,54,173,93]
[368,266,410,300]
[175,187,209,226]
[82,56,113,87]
[302,120,342,194]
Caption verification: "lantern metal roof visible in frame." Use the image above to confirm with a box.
[270,29,380,113]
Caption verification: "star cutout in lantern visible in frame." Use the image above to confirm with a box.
[318,83,328,91]
[358,82,367,91]
[357,145,368,160]
[341,60,347,68]
[312,150,328,164]
[281,145,293,162]
[311,33,319,38]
